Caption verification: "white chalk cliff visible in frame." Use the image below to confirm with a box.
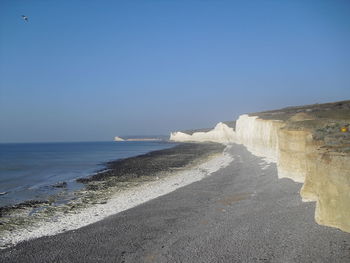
[235,115,284,161]
[170,122,236,144]
[170,113,350,233]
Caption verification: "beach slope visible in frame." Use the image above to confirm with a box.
[1,144,349,262]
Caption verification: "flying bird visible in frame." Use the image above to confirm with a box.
[21,15,28,22]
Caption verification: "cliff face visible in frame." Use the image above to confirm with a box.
[170,122,236,144]
[235,115,314,181]
[301,151,350,232]
[235,115,283,161]
[277,129,314,183]
[236,111,350,232]
[170,101,350,233]
[234,111,350,233]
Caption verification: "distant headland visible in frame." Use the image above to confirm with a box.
[114,136,162,142]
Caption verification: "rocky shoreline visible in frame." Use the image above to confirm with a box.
[77,143,225,183]
[0,142,227,248]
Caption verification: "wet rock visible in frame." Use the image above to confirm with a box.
[86,184,100,191]
[52,181,67,188]
[0,200,49,217]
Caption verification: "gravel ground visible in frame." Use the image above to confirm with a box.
[1,144,350,262]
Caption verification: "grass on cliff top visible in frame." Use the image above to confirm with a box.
[250,100,350,152]
[250,100,350,121]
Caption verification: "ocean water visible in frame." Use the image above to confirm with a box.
[0,141,176,207]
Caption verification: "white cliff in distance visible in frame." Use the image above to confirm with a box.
[170,122,236,144]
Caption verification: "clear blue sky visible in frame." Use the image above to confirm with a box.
[1,0,349,143]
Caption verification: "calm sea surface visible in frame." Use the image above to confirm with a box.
[0,141,176,207]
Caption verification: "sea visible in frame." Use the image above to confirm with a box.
[0,140,176,207]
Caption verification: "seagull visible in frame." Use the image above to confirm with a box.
[22,15,28,22]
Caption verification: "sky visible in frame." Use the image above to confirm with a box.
[0,0,350,143]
